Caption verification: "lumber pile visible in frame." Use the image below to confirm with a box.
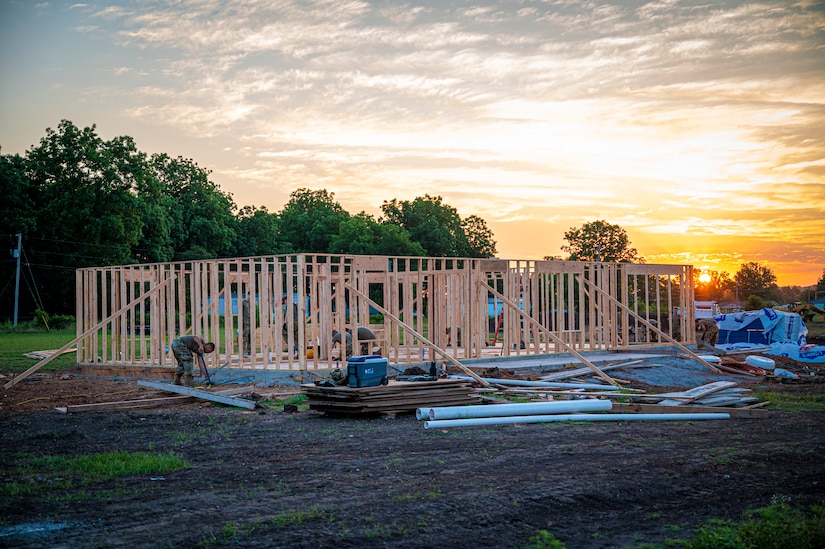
[303,378,479,416]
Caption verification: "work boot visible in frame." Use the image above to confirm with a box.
[183,375,195,387]
[173,373,182,386]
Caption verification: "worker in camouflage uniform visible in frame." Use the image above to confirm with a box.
[695,318,719,350]
[171,335,215,387]
[332,327,377,358]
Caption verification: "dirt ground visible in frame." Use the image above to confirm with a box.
[1,369,824,549]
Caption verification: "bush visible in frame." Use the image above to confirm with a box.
[34,309,76,330]
[744,295,765,311]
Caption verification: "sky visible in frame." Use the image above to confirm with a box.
[1,0,824,288]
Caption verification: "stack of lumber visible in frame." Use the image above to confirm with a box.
[23,348,76,360]
[303,378,479,416]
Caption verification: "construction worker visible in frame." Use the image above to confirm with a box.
[171,335,215,387]
[332,327,377,358]
[695,318,719,350]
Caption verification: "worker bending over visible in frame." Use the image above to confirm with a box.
[332,327,378,358]
[171,335,215,386]
[695,318,719,351]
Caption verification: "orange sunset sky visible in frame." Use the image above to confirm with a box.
[1,1,823,286]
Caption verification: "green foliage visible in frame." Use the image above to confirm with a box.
[279,188,349,252]
[0,152,37,235]
[754,390,825,412]
[152,153,238,259]
[735,262,778,299]
[817,268,825,288]
[628,503,825,549]
[694,269,733,301]
[0,327,77,370]
[561,220,641,263]
[330,212,425,256]
[33,309,75,330]
[744,294,766,310]
[234,205,287,256]
[461,214,497,257]
[691,520,746,549]
[2,450,188,497]
[526,530,566,548]
[381,194,495,257]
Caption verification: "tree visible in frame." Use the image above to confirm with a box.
[561,220,640,263]
[734,262,778,300]
[0,151,39,321]
[23,121,151,313]
[460,215,497,258]
[694,269,733,302]
[234,206,287,257]
[0,150,37,236]
[329,213,425,256]
[278,188,349,253]
[152,153,237,259]
[381,195,465,257]
[817,268,825,288]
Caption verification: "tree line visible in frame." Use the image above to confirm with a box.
[0,120,496,319]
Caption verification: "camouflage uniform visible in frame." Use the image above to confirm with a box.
[171,335,200,377]
[314,368,348,387]
[696,319,719,348]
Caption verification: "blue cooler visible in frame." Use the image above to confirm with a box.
[347,355,388,388]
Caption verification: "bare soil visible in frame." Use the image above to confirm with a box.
[1,371,824,549]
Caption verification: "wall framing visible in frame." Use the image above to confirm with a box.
[75,255,697,372]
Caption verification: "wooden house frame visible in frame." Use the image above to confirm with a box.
[73,255,699,373]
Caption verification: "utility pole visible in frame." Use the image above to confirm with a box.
[13,233,21,326]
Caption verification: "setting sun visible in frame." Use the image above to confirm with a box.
[699,272,712,284]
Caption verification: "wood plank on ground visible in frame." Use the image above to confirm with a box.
[657,381,737,406]
[611,402,768,419]
[56,395,194,413]
[539,360,644,381]
[138,380,257,409]
[55,385,258,413]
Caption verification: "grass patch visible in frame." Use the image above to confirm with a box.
[270,506,330,527]
[0,327,78,372]
[755,390,825,412]
[1,450,189,497]
[627,502,825,549]
[526,530,566,548]
[257,393,309,411]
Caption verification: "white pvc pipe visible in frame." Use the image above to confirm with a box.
[416,407,433,420]
[425,399,612,421]
[423,413,730,429]
[450,375,619,390]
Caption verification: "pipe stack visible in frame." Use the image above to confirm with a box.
[416,400,729,429]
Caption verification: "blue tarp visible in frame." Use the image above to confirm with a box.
[715,308,807,346]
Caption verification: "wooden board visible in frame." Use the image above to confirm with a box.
[56,395,194,413]
[657,381,737,406]
[611,402,768,419]
[138,380,257,409]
